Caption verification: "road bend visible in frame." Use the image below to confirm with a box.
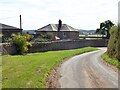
[59,48,118,88]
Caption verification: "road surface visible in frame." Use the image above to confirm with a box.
[59,48,118,88]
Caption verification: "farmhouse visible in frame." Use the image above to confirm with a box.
[36,20,79,40]
[0,23,22,42]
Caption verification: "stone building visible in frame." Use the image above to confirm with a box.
[0,23,22,42]
[35,23,79,40]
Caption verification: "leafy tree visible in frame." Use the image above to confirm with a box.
[96,28,105,37]
[96,20,114,39]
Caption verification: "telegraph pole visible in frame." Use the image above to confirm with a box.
[20,15,22,29]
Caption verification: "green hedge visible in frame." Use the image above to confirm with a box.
[107,25,120,61]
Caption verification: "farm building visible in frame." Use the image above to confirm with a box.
[0,23,22,42]
[36,20,79,40]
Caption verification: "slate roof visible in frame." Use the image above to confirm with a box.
[37,24,78,31]
[0,23,21,30]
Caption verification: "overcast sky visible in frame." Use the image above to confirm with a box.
[0,0,119,30]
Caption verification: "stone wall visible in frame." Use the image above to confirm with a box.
[1,39,107,55]
[1,43,17,55]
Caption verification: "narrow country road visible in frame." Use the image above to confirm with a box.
[59,48,118,88]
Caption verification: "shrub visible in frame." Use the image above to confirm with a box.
[22,33,33,41]
[11,33,32,55]
[33,34,52,42]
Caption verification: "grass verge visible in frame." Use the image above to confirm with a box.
[2,47,98,88]
[102,53,120,69]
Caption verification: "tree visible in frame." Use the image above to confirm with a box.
[96,28,105,37]
[96,20,114,39]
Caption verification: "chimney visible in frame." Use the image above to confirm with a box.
[58,19,62,32]
[20,15,22,29]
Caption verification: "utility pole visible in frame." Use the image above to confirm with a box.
[20,15,22,29]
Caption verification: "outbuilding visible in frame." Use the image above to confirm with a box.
[0,23,22,42]
[36,20,79,40]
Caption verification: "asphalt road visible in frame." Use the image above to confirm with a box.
[59,48,118,88]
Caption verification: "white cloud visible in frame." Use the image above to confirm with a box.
[0,0,119,30]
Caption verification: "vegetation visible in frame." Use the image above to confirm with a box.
[96,20,120,67]
[107,26,118,58]
[32,34,52,42]
[107,25,120,61]
[102,53,120,69]
[116,25,120,60]
[6,33,32,55]
[2,47,98,88]
[96,20,114,39]
[0,34,3,36]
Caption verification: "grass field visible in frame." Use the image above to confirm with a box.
[102,53,120,69]
[2,47,98,88]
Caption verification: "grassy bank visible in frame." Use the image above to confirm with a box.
[2,47,98,88]
[102,53,120,69]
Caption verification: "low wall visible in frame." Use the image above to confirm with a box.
[29,39,107,53]
[1,43,17,55]
[1,39,107,55]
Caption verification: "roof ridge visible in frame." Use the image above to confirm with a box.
[37,23,78,31]
[0,23,21,29]
[50,24,54,30]
[66,25,72,31]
